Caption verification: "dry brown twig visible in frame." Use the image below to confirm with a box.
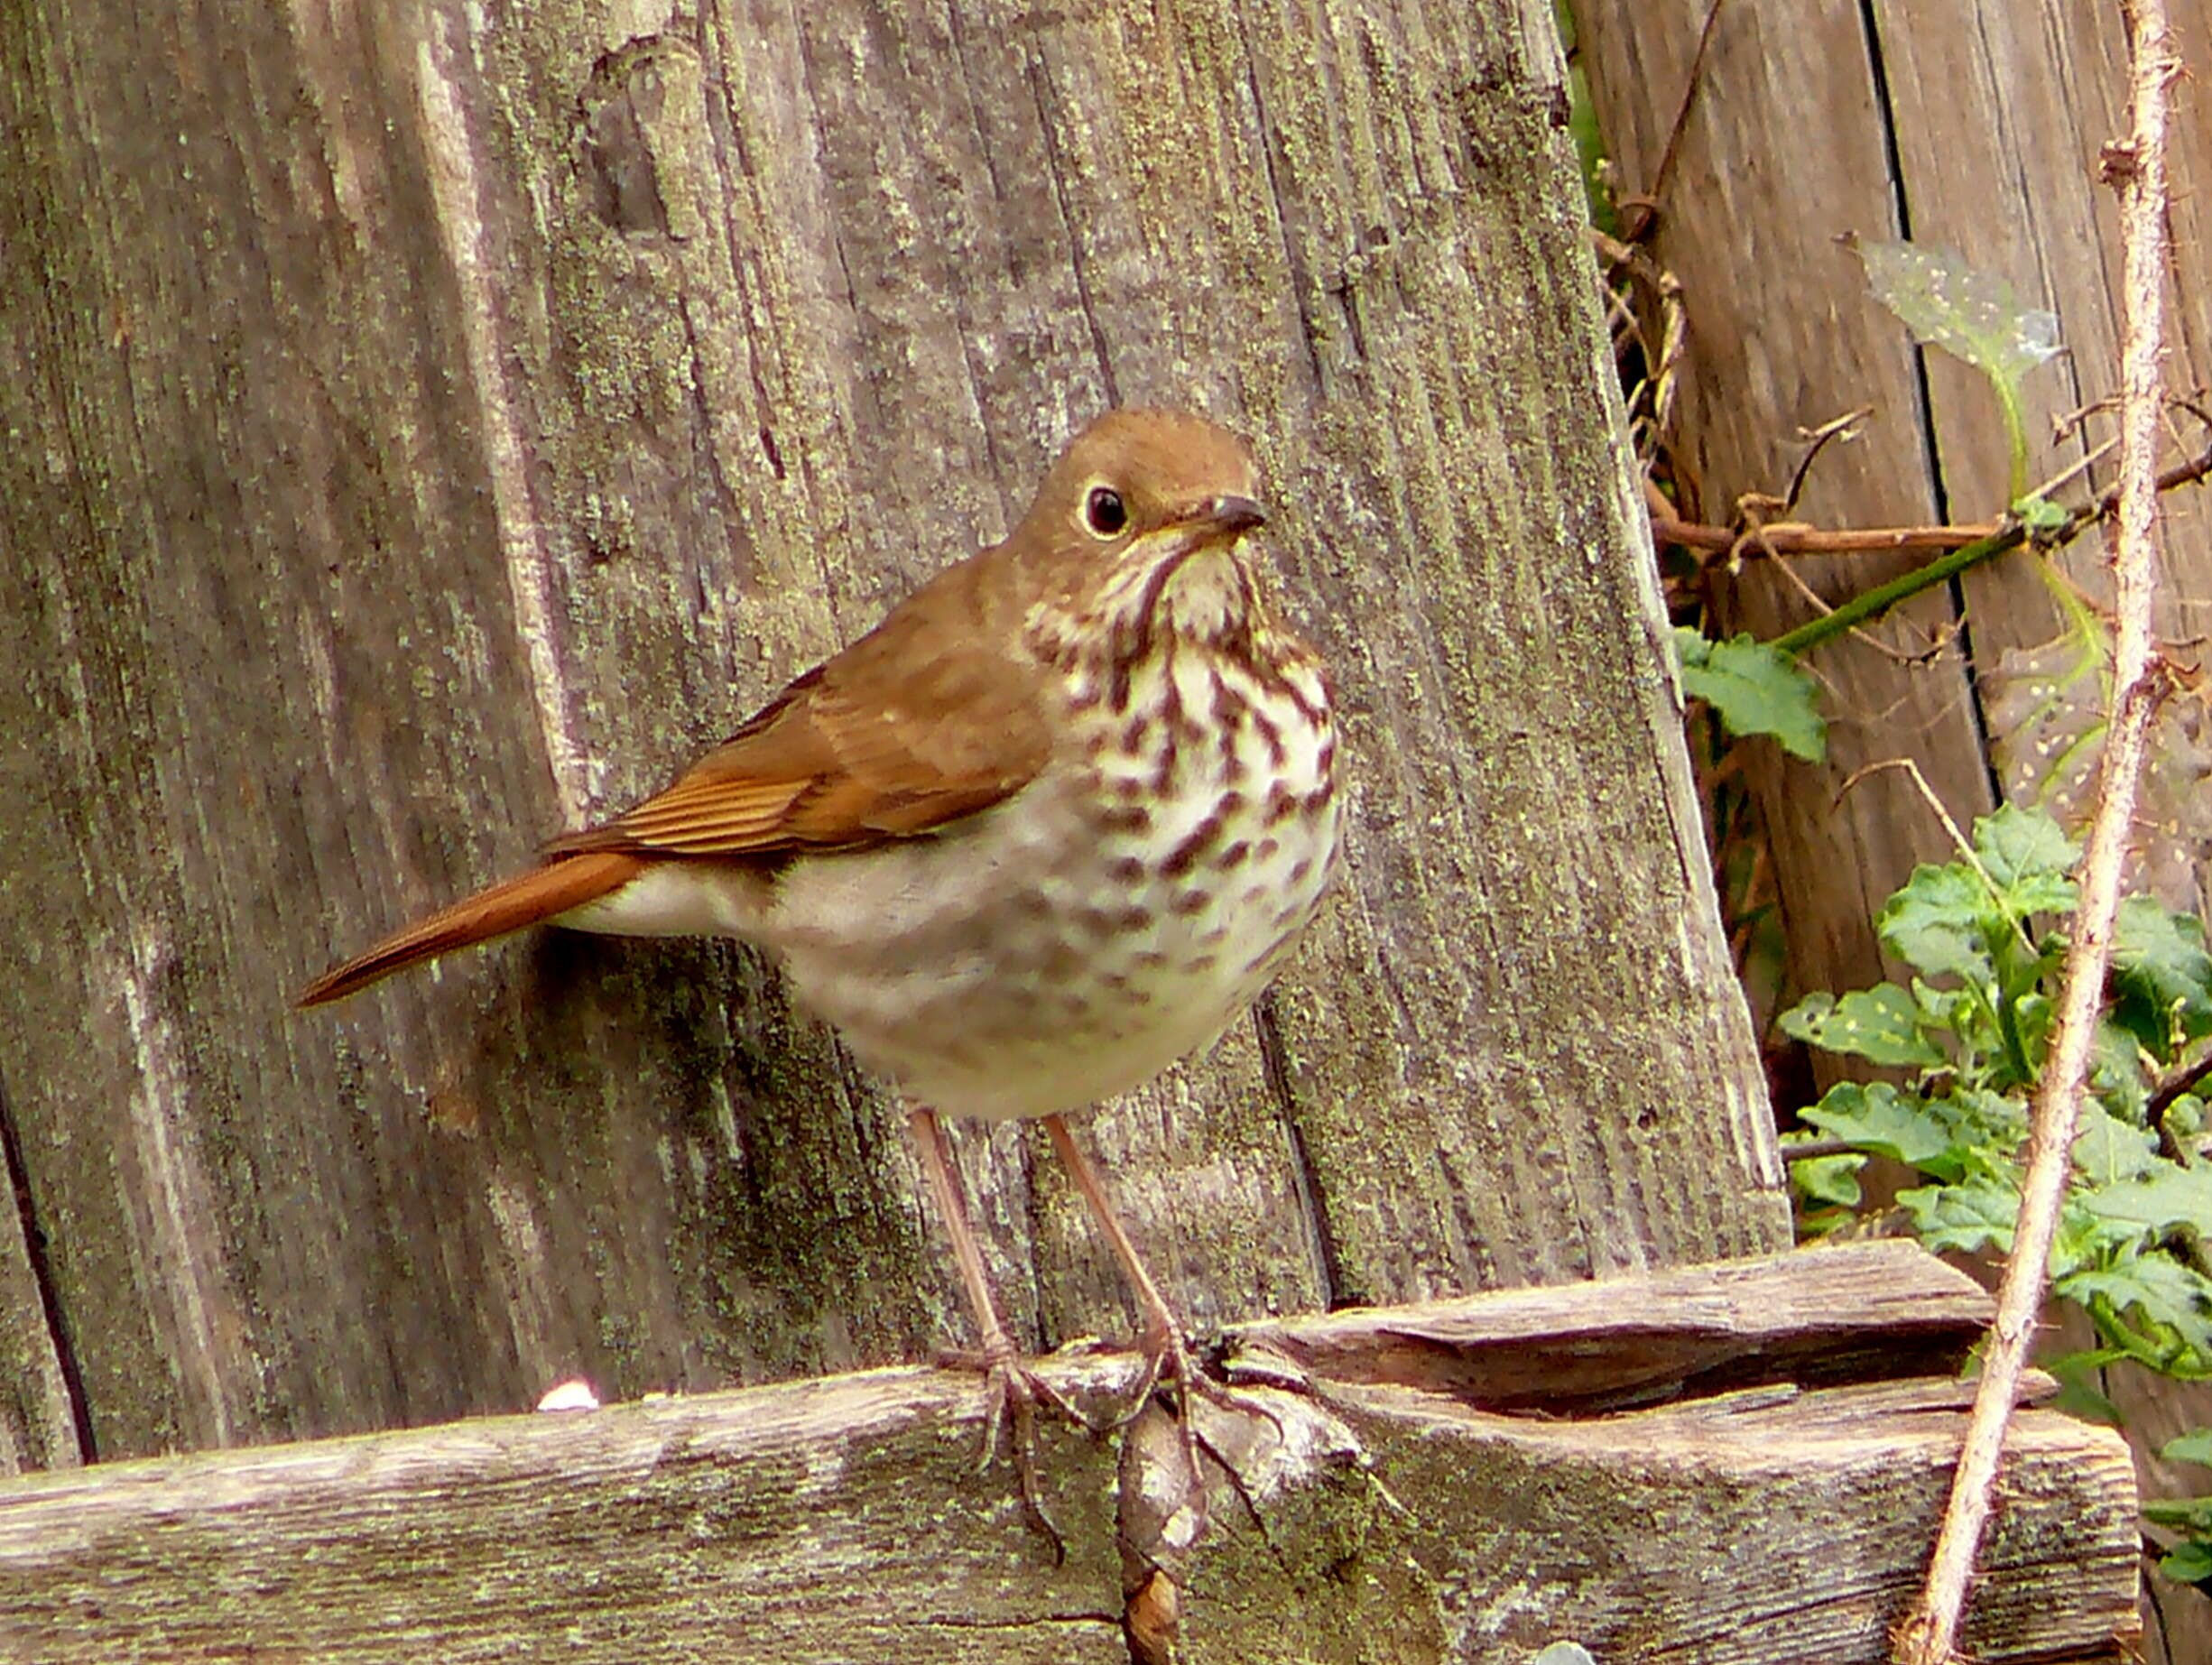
[1779,405,1874,512]
[1592,228,1686,469]
[1892,2,2182,1659]
[1651,401,2212,563]
[1650,513,1997,557]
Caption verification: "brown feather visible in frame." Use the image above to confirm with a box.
[550,545,1053,861]
[296,851,645,1006]
[304,516,1052,1004]
[300,412,1241,1006]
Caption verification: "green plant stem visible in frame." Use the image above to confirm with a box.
[1748,427,2209,665]
[1772,522,2025,657]
[2088,1296,2198,1374]
[1998,379,2031,505]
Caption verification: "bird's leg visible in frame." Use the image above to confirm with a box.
[905,1105,1080,1559]
[1041,1112,1265,1497]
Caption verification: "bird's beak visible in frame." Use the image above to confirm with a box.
[1187,495,1267,541]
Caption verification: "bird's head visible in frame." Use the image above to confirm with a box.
[1011,408,1273,661]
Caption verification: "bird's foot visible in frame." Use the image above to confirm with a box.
[1108,1322,1285,1530]
[935,1340,1097,1562]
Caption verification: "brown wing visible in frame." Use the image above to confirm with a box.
[549,559,1052,860]
[299,549,1050,1008]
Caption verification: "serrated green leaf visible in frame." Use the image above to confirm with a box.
[2055,1197,2158,1277]
[1672,629,1827,762]
[2005,871,2078,918]
[2164,1429,2212,1469]
[2082,1165,2212,1232]
[1898,1177,2019,1255]
[1853,237,2061,383]
[2059,1254,2212,1367]
[1908,980,1979,1034]
[2073,1106,2161,1183]
[1780,986,1948,1068]
[1951,1087,2031,1148]
[2111,897,2212,1061]
[1800,1082,1964,1179]
[1975,802,2082,888]
[1879,865,1996,984]
[2089,1020,2154,1120]
[1787,1151,1867,1208]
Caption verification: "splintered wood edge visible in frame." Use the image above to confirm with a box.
[0,1348,2136,1665]
[1228,1238,1993,1407]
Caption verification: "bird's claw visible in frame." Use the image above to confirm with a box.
[934,1342,1087,1562]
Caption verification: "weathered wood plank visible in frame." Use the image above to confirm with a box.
[1576,8,2212,1656]
[0,1251,2136,1663]
[1578,0,2212,1008]
[0,0,1784,1467]
[1233,1237,1991,1407]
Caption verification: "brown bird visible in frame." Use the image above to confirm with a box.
[301,407,1340,1530]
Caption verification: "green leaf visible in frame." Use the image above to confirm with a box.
[1787,1151,1867,1208]
[1983,627,2109,837]
[2081,1165,2212,1233]
[2005,988,2057,1087]
[2072,1105,2161,1182]
[1950,1087,2030,1148]
[1672,629,1827,763]
[2059,1254,2212,1368]
[2160,1540,2212,1587]
[2164,1429,2212,1469]
[1800,1082,1964,1178]
[1851,236,2059,499]
[2087,1019,2153,1121]
[1853,238,2061,383]
[2054,1197,2157,1278]
[2014,495,2069,534]
[1973,802,2081,902]
[2041,1348,2126,1426]
[1898,1177,2020,1256]
[2112,897,2212,1060]
[2070,1105,2159,1185]
[1878,865,1997,984]
[1780,987,1947,1068]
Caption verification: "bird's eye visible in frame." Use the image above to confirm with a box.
[1084,486,1127,538]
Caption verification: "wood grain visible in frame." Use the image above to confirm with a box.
[1574,6,2212,1655]
[0,0,1783,1471]
[0,1249,2138,1664]
[1234,1236,1991,1407]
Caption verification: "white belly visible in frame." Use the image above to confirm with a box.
[554,643,1339,1124]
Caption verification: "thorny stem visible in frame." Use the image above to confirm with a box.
[1892,4,2179,1660]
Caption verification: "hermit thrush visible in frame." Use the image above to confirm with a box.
[301,407,1340,1531]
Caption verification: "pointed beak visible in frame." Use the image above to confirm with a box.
[1190,494,1267,540]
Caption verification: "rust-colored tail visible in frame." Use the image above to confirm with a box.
[297,850,646,1007]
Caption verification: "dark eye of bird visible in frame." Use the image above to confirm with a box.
[1085,486,1127,537]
